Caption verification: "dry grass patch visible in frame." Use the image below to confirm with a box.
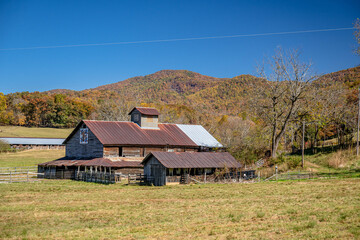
[0,149,65,167]
[0,179,359,239]
[0,126,72,138]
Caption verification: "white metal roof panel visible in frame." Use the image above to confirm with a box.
[0,138,65,145]
[176,124,223,148]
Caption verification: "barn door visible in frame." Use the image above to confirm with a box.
[151,164,165,186]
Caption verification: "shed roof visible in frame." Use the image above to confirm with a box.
[39,157,142,168]
[142,152,241,169]
[176,124,223,148]
[0,137,65,145]
[128,107,160,116]
[63,120,198,147]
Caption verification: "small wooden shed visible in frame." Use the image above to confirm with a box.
[142,152,241,186]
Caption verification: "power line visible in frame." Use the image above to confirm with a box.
[0,27,354,51]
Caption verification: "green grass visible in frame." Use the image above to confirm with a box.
[0,126,72,138]
[0,149,65,167]
[0,179,359,239]
[260,148,360,179]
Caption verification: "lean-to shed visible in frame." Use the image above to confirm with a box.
[142,152,241,186]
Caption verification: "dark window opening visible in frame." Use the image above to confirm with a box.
[119,147,123,157]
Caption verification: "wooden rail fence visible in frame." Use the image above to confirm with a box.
[0,166,37,173]
[0,171,44,183]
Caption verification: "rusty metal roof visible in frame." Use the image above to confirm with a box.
[39,157,142,168]
[75,158,114,167]
[110,160,142,168]
[76,121,198,147]
[142,152,241,169]
[128,107,160,116]
[38,158,87,167]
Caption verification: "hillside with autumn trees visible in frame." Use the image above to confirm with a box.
[0,65,359,162]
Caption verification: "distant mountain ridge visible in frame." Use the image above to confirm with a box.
[41,66,360,115]
[2,66,359,128]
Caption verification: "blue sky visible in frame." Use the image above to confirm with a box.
[0,0,359,94]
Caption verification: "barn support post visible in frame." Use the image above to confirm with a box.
[204,171,207,183]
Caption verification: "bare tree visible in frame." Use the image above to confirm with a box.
[95,98,133,121]
[254,48,317,158]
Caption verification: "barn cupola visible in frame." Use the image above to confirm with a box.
[129,107,160,129]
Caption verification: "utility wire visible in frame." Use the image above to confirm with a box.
[0,27,354,51]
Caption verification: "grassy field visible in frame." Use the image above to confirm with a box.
[0,179,359,239]
[0,149,65,167]
[0,126,72,138]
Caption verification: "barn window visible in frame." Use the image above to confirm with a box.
[133,114,139,122]
[80,128,88,144]
[119,147,123,157]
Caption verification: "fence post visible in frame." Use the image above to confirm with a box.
[10,171,12,183]
[27,170,29,182]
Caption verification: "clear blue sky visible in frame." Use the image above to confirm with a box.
[0,0,359,94]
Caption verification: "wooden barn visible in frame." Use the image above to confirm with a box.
[38,107,225,180]
[142,152,242,186]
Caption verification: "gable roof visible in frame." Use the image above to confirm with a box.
[176,124,223,148]
[128,107,160,116]
[63,120,198,147]
[142,152,241,168]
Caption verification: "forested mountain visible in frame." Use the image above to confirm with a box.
[1,66,359,126]
[1,66,359,161]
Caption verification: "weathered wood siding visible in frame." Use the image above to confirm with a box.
[65,127,103,158]
[144,147,164,156]
[123,147,142,157]
[103,146,197,158]
[140,115,159,128]
[114,168,143,175]
[103,147,119,158]
[130,109,159,128]
[144,156,166,186]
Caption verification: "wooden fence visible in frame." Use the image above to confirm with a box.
[128,174,146,184]
[0,171,44,183]
[74,171,119,184]
[0,166,37,173]
[73,172,145,184]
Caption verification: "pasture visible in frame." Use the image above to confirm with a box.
[0,149,65,167]
[0,178,359,239]
[0,126,72,138]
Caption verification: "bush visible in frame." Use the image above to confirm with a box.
[0,139,10,152]
[286,156,302,169]
[328,150,354,168]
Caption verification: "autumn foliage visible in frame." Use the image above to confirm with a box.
[0,66,359,161]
